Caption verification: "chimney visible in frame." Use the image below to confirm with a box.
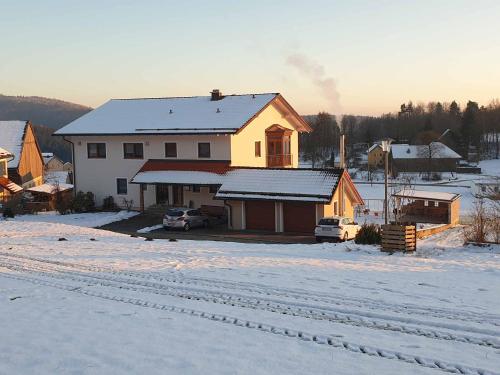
[339,134,346,168]
[211,89,223,101]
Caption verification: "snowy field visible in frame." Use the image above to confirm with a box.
[1,214,499,374]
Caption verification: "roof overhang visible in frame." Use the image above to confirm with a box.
[0,176,23,194]
[130,170,224,185]
[392,189,460,202]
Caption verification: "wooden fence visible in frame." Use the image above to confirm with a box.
[381,224,416,252]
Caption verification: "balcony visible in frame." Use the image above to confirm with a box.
[267,154,292,167]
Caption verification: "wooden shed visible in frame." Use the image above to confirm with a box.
[26,183,73,211]
[392,189,460,225]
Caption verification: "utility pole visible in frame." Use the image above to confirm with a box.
[381,140,391,225]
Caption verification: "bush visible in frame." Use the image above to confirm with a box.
[102,196,117,211]
[72,191,95,213]
[355,223,381,245]
[2,207,15,218]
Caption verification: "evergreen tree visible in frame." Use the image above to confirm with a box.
[462,101,480,157]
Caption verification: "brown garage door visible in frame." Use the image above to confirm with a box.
[245,201,275,231]
[283,202,316,233]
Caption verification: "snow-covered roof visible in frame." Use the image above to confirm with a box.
[215,168,343,202]
[0,121,28,168]
[0,147,13,159]
[131,170,224,185]
[391,142,461,159]
[393,189,460,202]
[368,144,381,153]
[0,176,23,193]
[55,94,279,135]
[27,183,73,194]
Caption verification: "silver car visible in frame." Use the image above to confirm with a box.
[163,208,209,231]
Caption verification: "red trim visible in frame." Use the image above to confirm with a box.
[340,169,364,205]
[138,159,232,174]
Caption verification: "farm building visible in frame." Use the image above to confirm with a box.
[392,189,460,225]
[390,142,461,176]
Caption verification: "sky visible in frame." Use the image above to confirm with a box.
[1,0,499,116]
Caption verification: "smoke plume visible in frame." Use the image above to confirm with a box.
[286,53,341,113]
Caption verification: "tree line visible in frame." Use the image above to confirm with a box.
[301,99,500,166]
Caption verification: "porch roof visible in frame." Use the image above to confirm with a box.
[131,170,224,185]
[215,168,344,202]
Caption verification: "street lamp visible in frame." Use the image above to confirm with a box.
[381,140,392,225]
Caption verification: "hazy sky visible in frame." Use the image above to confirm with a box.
[1,0,499,115]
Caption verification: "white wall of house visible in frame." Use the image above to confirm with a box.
[68,134,231,209]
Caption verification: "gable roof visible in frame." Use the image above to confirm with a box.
[391,142,461,160]
[55,93,310,136]
[0,121,29,168]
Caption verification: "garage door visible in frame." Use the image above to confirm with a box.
[283,202,316,233]
[245,201,275,231]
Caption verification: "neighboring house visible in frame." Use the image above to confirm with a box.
[0,121,44,188]
[367,143,384,169]
[0,147,23,203]
[390,142,461,176]
[42,152,65,172]
[55,90,364,233]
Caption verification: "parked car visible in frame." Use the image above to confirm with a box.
[314,216,360,242]
[163,208,209,231]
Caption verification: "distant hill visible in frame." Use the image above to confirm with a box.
[0,94,92,162]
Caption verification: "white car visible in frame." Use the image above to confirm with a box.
[314,216,360,242]
[163,208,209,231]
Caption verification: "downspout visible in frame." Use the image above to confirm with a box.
[63,136,76,196]
[224,200,232,229]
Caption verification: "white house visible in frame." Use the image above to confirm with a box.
[55,90,364,233]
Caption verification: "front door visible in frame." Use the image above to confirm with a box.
[156,184,169,204]
[173,185,183,206]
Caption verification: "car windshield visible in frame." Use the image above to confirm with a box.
[166,209,184,217]
[319,218,340,226]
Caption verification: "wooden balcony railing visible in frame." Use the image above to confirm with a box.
[267,154,292,167]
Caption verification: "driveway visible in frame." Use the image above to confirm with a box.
[98,213,316,244]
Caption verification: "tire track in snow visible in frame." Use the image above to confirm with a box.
[2,251,498,327]
[0,270,498,375]
[1,256,499,350]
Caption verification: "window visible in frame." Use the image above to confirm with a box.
[123,143,143,159]
[255,141,261,157]
[165,143,177,158]
[434,201,439,207]
[192,185,201,192]
[209,185,218,194]
[334,201,338,215]
[198,142,210,158]
[116,178,127,195]
[87,143,106,158]
[424,200,429,207]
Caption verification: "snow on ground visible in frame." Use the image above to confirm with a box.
[1,216,499,374]
[5,210,139,228]
[137,224,164,233]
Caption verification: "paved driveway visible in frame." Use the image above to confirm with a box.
[99,213,315,244]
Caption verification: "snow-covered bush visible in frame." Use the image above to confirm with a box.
[355,223,381,245]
